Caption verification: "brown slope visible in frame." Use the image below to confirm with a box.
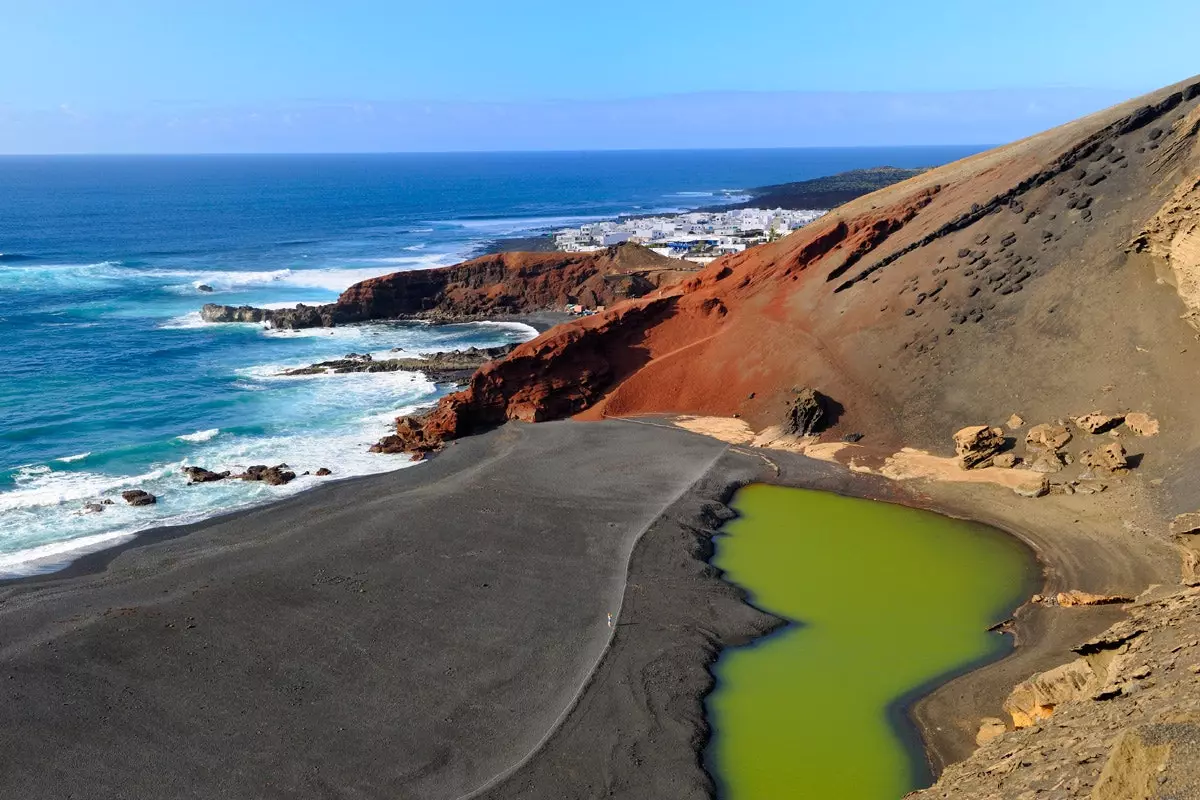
[201,243,697,329]
[384,75,1200,483]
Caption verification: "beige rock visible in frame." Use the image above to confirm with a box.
[1029,452,1065,473]
[1079,442,1129,475]
[1124,412,1160,437]
[993,452,1020,468]
[1056,590,1134,607]
[1026,423,1072,452]
[954,425,1005,470]
[1090,727,1171,800]
[976,717,1008,746]
[1007,414,1025,430]
[1014,478,1050,498]
[1074,412,1126,434]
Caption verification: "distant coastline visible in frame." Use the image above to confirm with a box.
[479,166,926,255]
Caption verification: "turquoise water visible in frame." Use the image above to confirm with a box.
[708,485,1036,799]
[0,149,983,575]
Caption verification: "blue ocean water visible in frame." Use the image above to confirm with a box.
[0,147,982,575]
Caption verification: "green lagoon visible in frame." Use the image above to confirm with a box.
[707,484,1037,799]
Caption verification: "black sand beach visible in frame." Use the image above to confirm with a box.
[0,421,733,800]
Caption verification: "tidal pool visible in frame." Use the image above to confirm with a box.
[707,484,1037,799]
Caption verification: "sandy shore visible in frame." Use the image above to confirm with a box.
[0,418,1177,798]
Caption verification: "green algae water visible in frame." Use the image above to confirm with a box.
[707,484,1037,800]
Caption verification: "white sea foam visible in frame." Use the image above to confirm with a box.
[0,530,139,577]
[56,452,91,463]
[177,428,220,443]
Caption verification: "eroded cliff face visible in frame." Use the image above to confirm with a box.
[385,76,1200,469]
[200,243,696,329]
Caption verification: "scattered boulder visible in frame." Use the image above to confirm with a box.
[975,717,1008,746]
[1079,442,1129,476]
[1056,590,1134,607]
[1014,478,1050,498]
[1026,423,1072,452]
[1074,411,1125,434]
[1124,412,1160,436]
[1028,452,1065,473]
[182,466,231,484]
[121,489,157,506]
[953,425,1005,469]
[315,467,333,476]
[196,284,214,293]
[1006,413,1025,430]
[81,502,105,514]
[783,388,831,436]
[235,464,296,486]
[993,452,1020,468]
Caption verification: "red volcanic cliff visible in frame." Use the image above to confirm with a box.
[381,75,1200,457]
[338,243,694,321]
[201,243,698,329]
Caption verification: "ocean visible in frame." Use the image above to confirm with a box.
[0,147,982,576]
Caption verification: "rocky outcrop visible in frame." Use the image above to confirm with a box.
[201,244,694,330]
[182,466,230,484]
[782,388,830,436]
[912,590,1200,800]
[121,489,157,506]
[953,425,1005,469]
[281,345,515,383]
[1171,512,1200,585]
[235,464,296,486]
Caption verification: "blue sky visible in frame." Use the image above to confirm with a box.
[1,0,1197,153]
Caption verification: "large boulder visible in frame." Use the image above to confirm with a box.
[783,388,830,436]
[953,425,1005,469]
[1079,442,1129,476]
[121,489,157,506]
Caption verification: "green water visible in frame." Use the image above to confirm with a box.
[707,484,1037,800]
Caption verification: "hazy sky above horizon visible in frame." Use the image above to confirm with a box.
[2,0,1198,153]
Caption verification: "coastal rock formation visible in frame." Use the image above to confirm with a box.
[182,466,230,484]
[235,464,296,486]
[200,244,696,329]
[281,345,515,383]
[953,425,1006,469]
[121,489,157,506]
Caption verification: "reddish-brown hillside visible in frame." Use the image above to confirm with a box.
[381,76,1200,474]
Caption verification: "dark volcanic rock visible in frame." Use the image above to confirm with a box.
[182,466,231,484]
[196,284,214,293]
[783,388,830,436]
[121,489,157,506]
[235,464,297,486]
[314,467,332,476]
[280,345,517,382]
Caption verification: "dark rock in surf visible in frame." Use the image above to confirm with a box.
[121,489,157,506]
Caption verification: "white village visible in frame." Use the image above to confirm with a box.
[552,207,827,264]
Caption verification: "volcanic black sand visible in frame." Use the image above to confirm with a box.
[0,419,1172,799]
